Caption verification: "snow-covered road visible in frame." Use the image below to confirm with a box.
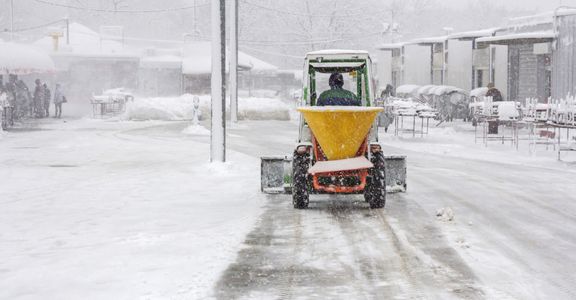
[2,118,576,299]
[215,120,576,299]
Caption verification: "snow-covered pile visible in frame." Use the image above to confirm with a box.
[470,99,521,120]
[0,119,264,299]
[182,124,210,135]
[387,97,436,116]
[123,94,291,121]
[470,87,488,99]
[498,101,521,120]
[396,84,421,96]
[397,84,467,98]
[124,95,201,121]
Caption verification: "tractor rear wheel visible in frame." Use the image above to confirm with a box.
[365,152,386,209]
[292,153,309,209]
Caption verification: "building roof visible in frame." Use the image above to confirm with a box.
[405,36,447,45]
[306,49,370,56]
[0,41,56,74]
[182,41,277,75]
[447,28,500,40]
[476,31,556,45]
[376,43,404,51]
[33,22,139,58]
[140,55,182,69]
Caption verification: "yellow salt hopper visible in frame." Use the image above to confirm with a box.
[297,106,383,160]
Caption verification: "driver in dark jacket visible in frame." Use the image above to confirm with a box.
[317,73,360,106]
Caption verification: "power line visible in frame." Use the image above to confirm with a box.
[240,0,389,18]
[192,31,383,46]
[11,18,64,32]
[33,0,209,13]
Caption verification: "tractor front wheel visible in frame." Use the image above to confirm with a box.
[365,152,386,209]
[292,153,310,209]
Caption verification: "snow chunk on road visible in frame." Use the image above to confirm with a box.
[436,207,455,222]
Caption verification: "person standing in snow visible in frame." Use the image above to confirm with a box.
[15,79,31,119]
[53,84,65,118]
[43,83,51,117]
[379,84,395,133]
[486,82,503,102]
[33,79,45,118]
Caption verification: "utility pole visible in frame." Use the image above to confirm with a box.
[65,17,70,45]
[210,0,226,162]
[192,0,198,39]
[230,0,238,123]
[10,0,14,41]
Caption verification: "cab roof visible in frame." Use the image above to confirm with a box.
[305,49,371,61]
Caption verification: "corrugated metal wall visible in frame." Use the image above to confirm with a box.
[493,45,508,100]
[446,39,473,91]
[402,45,431,85]
[552,15,576,100]
[518,44,539,101]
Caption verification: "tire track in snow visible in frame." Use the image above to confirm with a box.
[411,171,576,299]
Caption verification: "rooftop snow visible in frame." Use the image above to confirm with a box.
[0,42,56,74]
[182,41,277,75]
[504,8,576,29]
[507,11,555,28]
[406,36,448,45]
[238,51,278,72]
[306,49,370,56]
[140,55,182,69]
[376,43,404,50]
[33,22,139,58]
[476,31,556,45]
[448,28,501,40]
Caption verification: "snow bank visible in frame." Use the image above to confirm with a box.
[0,119,264,299]
[123,94,291,121]
[182,124,210,135]
[124,96,200,121]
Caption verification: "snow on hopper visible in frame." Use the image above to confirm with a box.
[297,106,383,160]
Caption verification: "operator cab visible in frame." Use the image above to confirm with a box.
[304,50,374,107]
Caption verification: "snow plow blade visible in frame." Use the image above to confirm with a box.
[384,155,408,192]
[260,155,407,194]
[261,156,292,194]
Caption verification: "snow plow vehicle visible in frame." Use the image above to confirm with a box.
[261,50,407,209]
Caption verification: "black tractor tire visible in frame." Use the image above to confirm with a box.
[292,152,310,209]
[365,152,386,209]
